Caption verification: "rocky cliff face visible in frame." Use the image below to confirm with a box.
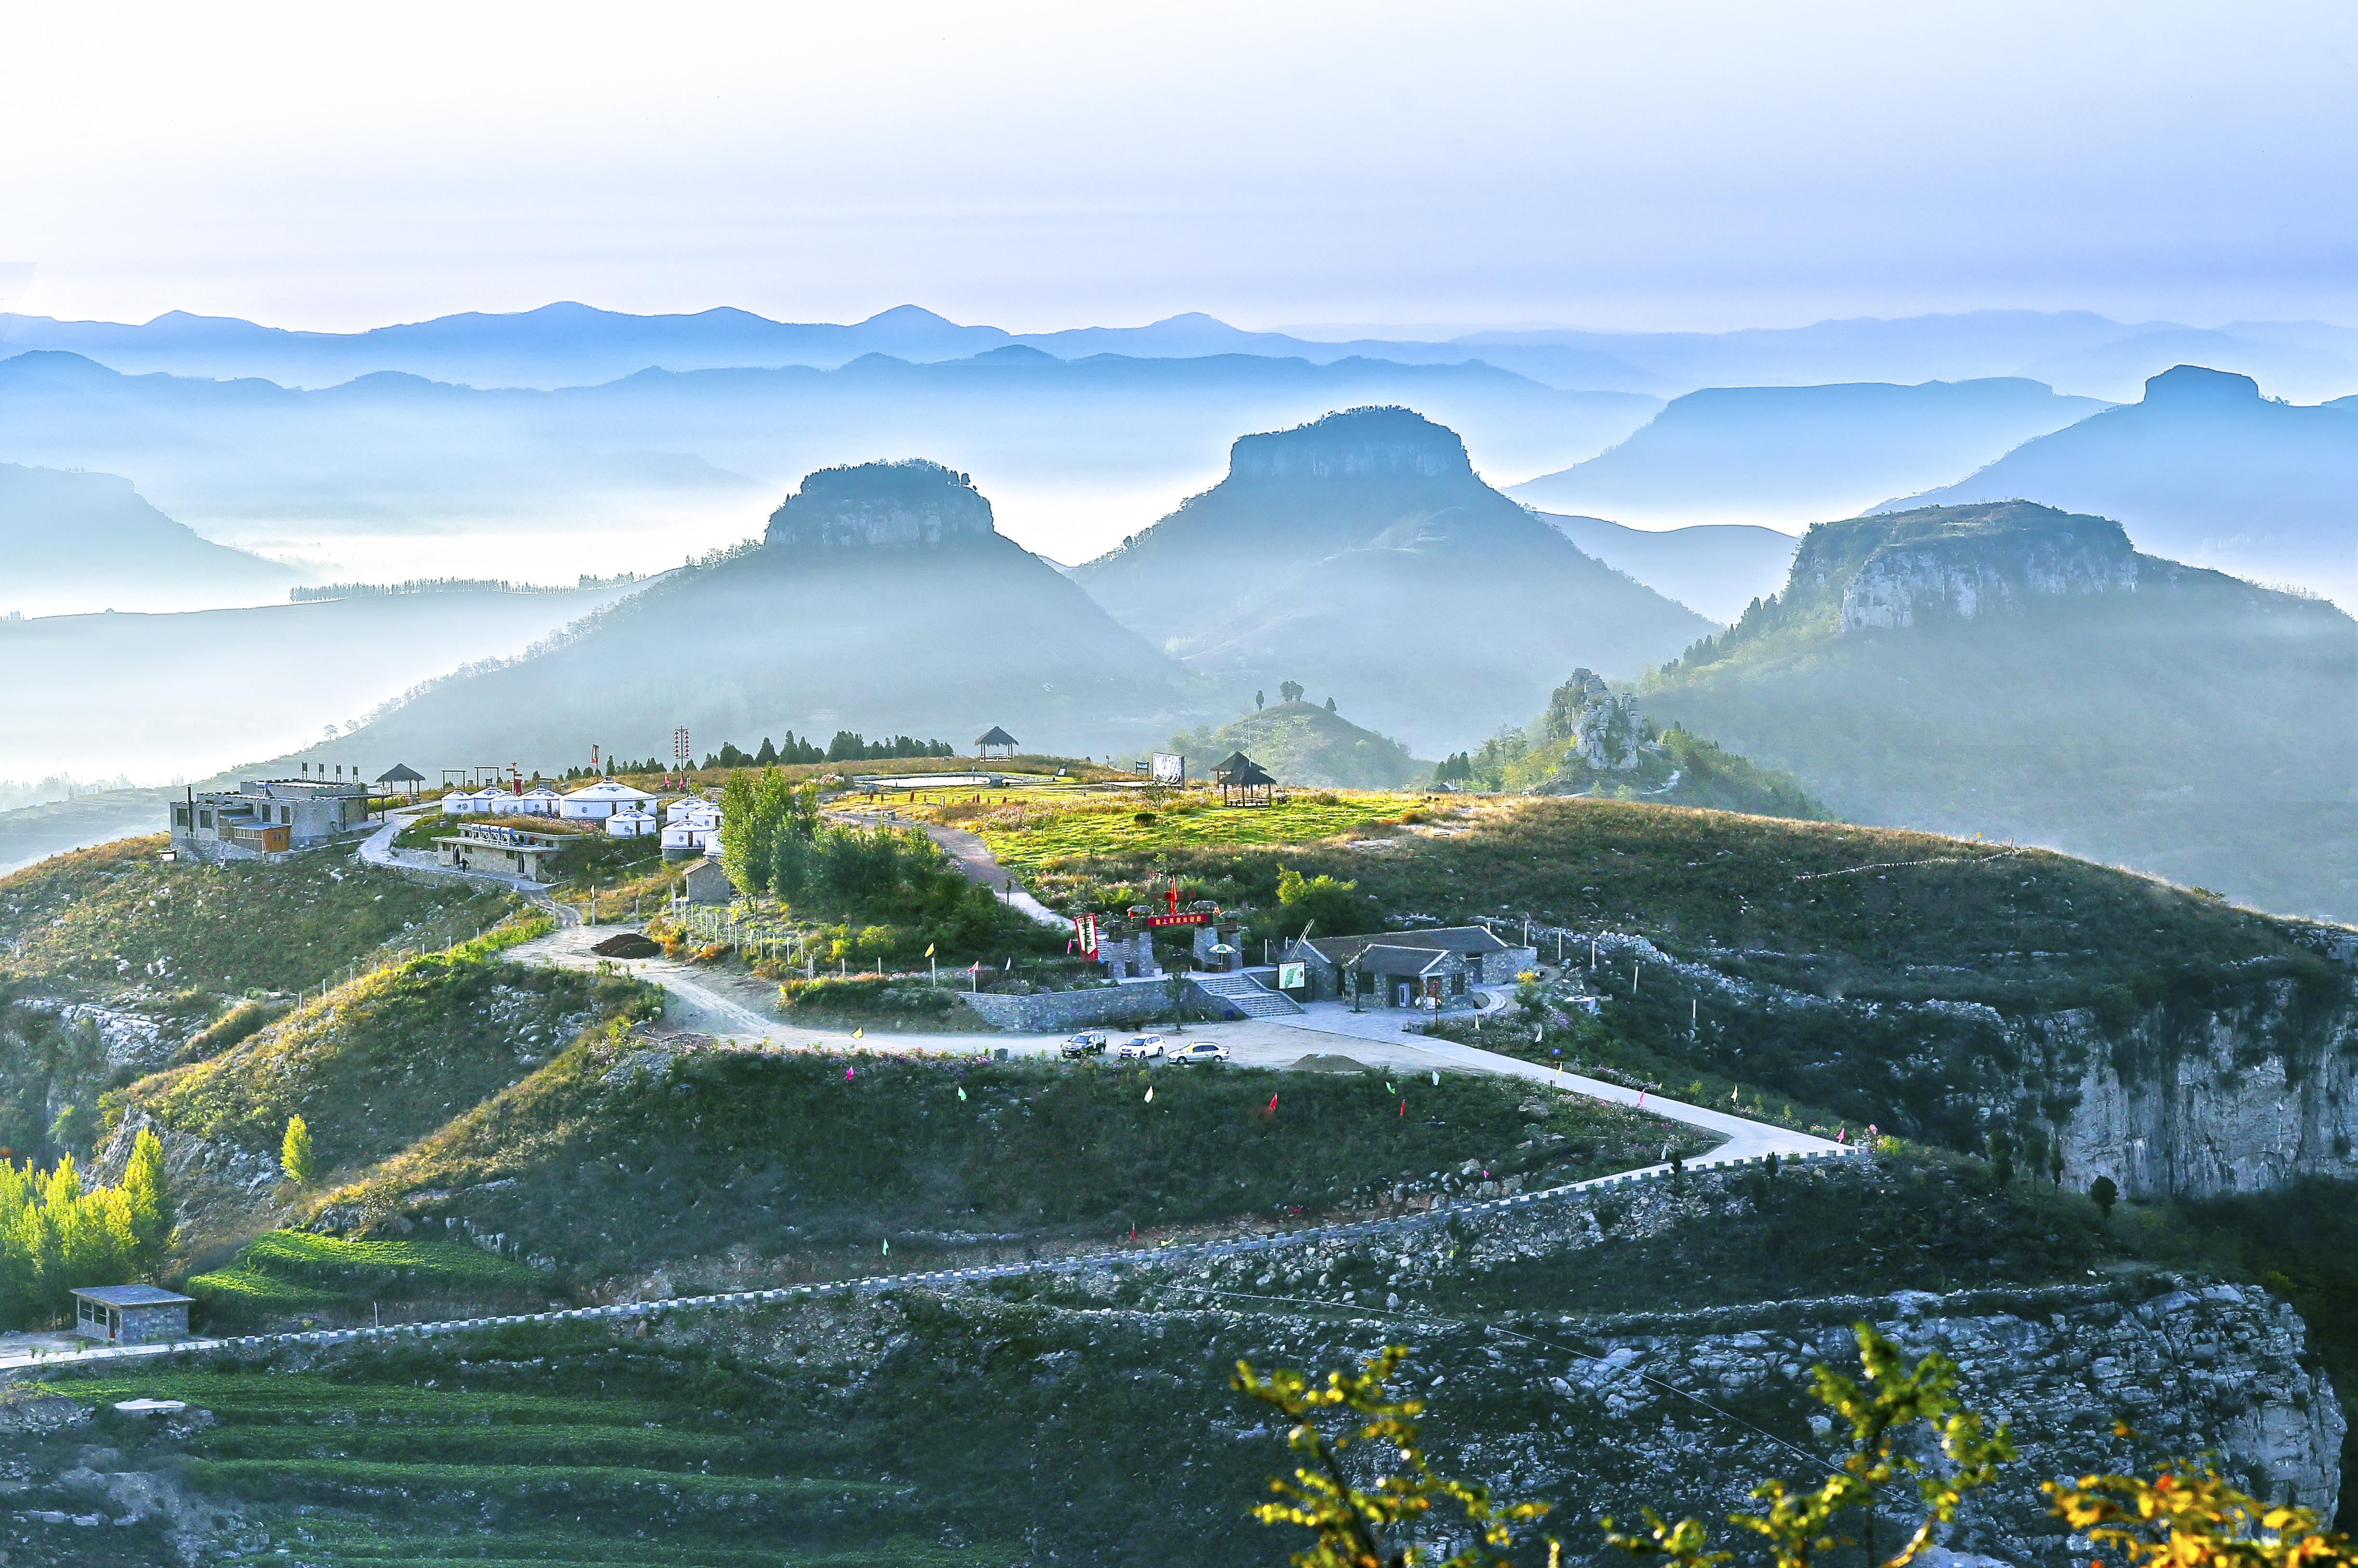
[1225,404,1474,482]
[1830,505,2141,630]
[2041,964,2358,1200]
[762,458,994,551]
[661,1162,2343,1559]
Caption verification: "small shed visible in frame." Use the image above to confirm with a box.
[681,855,734,905]
[1213,751,1276,806]
[975,726,1019,760]
[72,1284,193,1346]
[376,763,425,800]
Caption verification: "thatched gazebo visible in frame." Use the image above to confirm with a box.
[376,763,425,801]
[1213,751,1275,807]
[975,726,1019,760]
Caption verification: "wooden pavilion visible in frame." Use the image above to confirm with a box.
[975,726,1020,760]
[375,763,425,801]
[1213,751,1276,806]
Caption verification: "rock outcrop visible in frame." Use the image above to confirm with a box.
[1836,505,2140,630]
[762,458,994,551]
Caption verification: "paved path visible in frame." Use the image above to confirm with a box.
[356,808,555,896]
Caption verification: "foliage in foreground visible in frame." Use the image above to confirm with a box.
[1246,1327,2352,1568]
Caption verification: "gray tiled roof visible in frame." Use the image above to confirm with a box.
[1297,926,1517,966]
[71,1284,194,1307]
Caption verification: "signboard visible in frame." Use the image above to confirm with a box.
[1149,751,1184,784]
[1144,912,1210,928]
[1277,962,1307,991]
[1072,912,1099,957]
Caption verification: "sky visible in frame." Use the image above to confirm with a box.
[4,0,2357,336]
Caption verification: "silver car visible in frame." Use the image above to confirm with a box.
[1166,1041,1230,1066]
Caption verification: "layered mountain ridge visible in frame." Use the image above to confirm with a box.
[299,462,1213,770]
[1886,365,2358,604]
[1073,406,1713,752]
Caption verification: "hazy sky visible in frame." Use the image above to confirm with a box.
[4,0,2356,334]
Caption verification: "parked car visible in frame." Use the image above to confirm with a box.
[1115,1033,1166,1060]
[1166,1041,1230,1066]
[1061,1031,1107,1058]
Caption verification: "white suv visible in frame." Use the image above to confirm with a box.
[1114,1034,1166,1060]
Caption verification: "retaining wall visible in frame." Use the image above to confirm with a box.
[956,979,1228,1032]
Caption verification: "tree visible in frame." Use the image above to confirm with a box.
[1987,1127,2015,1185]
[121,1127,169,1270]
[1325,697,1337,712]
[754,736,778,766]
[1280,680,1306,704]
[1276,866,1366,938]
[46,1104,93,1158]
[2091,1174,2119,1222]
[281,1115,314,1185]
[1256,691,1266,711]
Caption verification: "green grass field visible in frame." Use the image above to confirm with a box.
[938,789,1428,876]
[187,1231,545,1325]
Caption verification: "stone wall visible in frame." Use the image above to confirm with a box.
[956,981,1184,1032]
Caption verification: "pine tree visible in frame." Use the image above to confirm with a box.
[754,737,778,766]
[281,1115,314,1185]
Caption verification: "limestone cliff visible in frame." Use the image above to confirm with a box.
[762,458,994,551]
[1835,507,2140,630]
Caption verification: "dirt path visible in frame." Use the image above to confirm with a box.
[830,807,1067,929]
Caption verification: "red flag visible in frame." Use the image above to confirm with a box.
[1399,1099,1406,1117]
[1268,1094,1278,1112]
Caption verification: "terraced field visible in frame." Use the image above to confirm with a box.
[48,1349,1007,1567]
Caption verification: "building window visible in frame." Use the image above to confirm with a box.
[172,808,189,828]
[198,811,212,829]
[281,805,292,824]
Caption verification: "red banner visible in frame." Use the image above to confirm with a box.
[1145,912,1210,928]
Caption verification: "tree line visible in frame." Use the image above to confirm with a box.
[0,1128,169,1327]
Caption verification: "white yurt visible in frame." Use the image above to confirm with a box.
[443,787,502,816]
[660,821,714,859]
[606,809,658,838]
[515,786,563,815]
[664,796,717,823]
[560,780,658,820]
[439,790,473,816]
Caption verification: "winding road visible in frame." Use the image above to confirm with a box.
[0,804,1858,1374]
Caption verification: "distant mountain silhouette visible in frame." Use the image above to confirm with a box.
[1528,513,1798,623]
[1509,378,2106,529]
[0,350,1651,579]
[12,302,2356,400]
[1886,365,2358,604]
[299,463,1212,771]
[1071,407,1712,752]
[1645,501,2358,922]
[0,462,295,615]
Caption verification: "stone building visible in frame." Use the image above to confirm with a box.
[1285,925,1536,1006]
[169,778,370,862]
[72,1284,193,1346]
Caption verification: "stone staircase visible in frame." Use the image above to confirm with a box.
[1190,971,1305,1019]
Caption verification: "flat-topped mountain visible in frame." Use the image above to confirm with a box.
[1072,407,1712,751]
[1645,501,2358,920]
[297,462,1210,769]
[0,462,296,615]
[1887,364,2358,604]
